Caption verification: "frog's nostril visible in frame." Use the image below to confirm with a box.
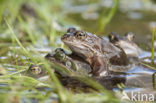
[62,33,70,40]
[65,33,71,37]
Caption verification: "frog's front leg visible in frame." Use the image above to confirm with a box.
[91,56,110,77]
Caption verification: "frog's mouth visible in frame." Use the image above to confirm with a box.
[63,41,88,51]
[63,40,93,57]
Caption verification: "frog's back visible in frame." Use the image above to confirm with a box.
[100,39,129,66]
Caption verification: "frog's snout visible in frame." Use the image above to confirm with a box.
[61,33,71,40]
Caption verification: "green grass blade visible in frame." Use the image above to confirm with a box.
[152,28,155,63]
[0,0,5,24]
[5,18,29,56]
[17,16,36,45]
[98,0,119,33]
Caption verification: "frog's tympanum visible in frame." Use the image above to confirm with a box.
[108,32,142,58]
[61,28,129,76]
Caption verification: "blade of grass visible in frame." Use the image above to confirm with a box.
[17,16,36,45]
[0,0,5,24]
[5,18,39,65]
[50,24,57,46]
[98,0,119,33]
[37,56,74,103]
[5,0,22,24]
[5,18,29,56]
[152,28,155,63]
[141,62,156,70]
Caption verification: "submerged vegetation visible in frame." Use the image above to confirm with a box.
[0,0,156,103]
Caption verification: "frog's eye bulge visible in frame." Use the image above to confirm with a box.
[76,31,86,39]
[78,33,85,36]
[111,35,114,40]
[108,32,119,43]
[125,32,135,41]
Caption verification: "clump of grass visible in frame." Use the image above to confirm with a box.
[3,19,72,102]
[1,16,118,103]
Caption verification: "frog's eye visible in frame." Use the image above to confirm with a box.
[125,32,135,41]
[76,31,86,39]
[108,32,119,43]
[32,67,41,74]
[78,33,85,36]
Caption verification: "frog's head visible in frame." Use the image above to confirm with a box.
[108,32,120,43]
[61,28,102,59]
[124,32,135,41]
[28,64,42,75]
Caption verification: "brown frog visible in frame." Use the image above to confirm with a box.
[108,32,143,58]
[61,28,129,76]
